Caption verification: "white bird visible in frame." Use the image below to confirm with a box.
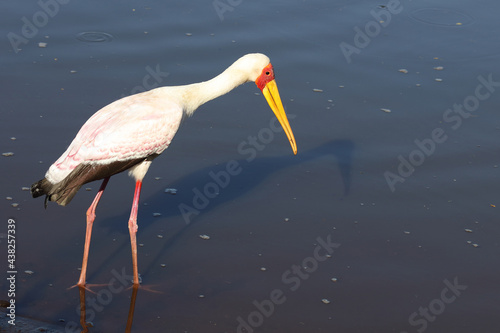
[31,53,297,286]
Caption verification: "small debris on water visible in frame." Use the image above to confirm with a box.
[198,294,205,298]
[321,298,331,304]
[160,264,166,268]
[21,187,30,191]
[153,213,161,217]
[2,152,14,157]
[260,267,267,271]
[464,228,473,233]
[70,70,77,74]
[185,32,192,36]
[313,88,323,92]
[10,137,16,140]
[164,188,177,195]
[139,243,144,247]
[38,42,48,48]
[25,270,35,275]
[11,203,19,208]
[157,234,164,239]
[380,108,391,113]
[398,69,408,74]
[435,78,443,82]
[199,234,210,240]
[331,277,338,282]
[85,188,92,191]
[284,217,290,222]
[6,197,12,200]
[433,66,444,71]
[155,177,162,180]
[403,230,411,234]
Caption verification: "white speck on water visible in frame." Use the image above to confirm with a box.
[164,188,177,195]
[6,197,12,200]
[380,108,391,113]
[153,213,161,217]
[398,69,408,74]
[2,152,14,157]
[198,294,205,298]
[38,42,47,48]
[185,32,192,36]
[321,298,331,304]
[21,187,30,191]
[435,78,443,82]
[157,234,164,239]
[403,230,411,234]
[11,203,19,208]
[331,277,338,282]
[284,217,290,222]
[85,188,92,191]
[313,88,323,92]
[199,234,210,240]
[155,177,162,180]
[25,270,34,275]
[10,137,16,140]
[139,243,144,247]
[260,267,267,271]
[464,228,473,233]
[433,66,444,71]
[472,243,479,248]
[160,264,166,268]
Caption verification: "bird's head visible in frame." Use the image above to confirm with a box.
[238,53,297,155]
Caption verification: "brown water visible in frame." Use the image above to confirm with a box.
[1,0,499,332]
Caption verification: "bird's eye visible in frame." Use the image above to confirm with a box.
[265,71,270,76]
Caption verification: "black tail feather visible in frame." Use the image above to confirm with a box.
[31,157,149,207]
[31,178,53,208]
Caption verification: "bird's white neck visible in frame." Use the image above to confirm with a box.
[160,61,252,116]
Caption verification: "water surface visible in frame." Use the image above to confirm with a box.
[1,0,499,332]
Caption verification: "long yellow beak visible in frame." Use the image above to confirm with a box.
[262,79,297,155]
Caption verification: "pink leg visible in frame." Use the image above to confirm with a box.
[77,177,110,286]
[129,180,142,285]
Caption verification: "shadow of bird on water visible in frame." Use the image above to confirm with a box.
[91,138,354,282]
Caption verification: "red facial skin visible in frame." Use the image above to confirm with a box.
[255,63,275,91]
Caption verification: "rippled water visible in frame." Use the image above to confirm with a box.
[1,0,499,332]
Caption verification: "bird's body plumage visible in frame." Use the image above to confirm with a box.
[31,53,297,286]
[32,53,276,206]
